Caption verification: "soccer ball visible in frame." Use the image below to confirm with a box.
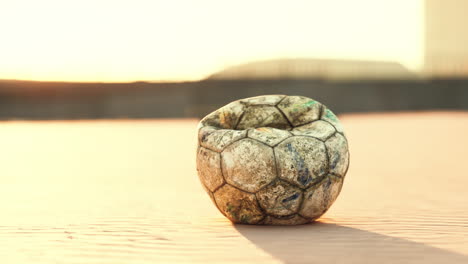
[196,95,349,225]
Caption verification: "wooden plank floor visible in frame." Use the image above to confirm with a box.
[0,112,467,263]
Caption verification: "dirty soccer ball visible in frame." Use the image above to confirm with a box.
[196,95,349,225]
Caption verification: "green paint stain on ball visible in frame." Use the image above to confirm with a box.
[292,100,317,112]
[325,109,338,121]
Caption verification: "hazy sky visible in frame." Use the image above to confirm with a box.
[0,0,423,82]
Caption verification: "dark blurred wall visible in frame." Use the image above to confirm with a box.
[0,78,467,120]
[188,79,468,117]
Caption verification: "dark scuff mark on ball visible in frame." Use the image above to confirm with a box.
[282,193,300,203]
[287,143,313,187]
[330,153,340,169]
[201,133,209,142]
[297,168,312,186]
[325,178,332,189]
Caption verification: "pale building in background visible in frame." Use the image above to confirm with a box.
[424,0,468,77]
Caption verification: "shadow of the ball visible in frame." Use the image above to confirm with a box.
[234,221,468,264]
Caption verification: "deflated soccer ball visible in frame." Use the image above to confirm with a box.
[196,95,349,225]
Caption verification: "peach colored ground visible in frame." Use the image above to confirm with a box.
[0,112,467,263]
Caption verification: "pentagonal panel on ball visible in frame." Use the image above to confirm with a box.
[196,147,224,192]
[199,127,247,152]
[236,105,291,130]
[275,136,328,188]
[248,127,292,147]
[200,101,245,129]
[221,138,276,193]
[277,96,322,127]
[321,108,345,134]
[261,214,309,225]
[240,94,286,106]
[213,184,264,224]
[256,180,303,216]
[299,176,343,219]
[325,133,349,177]
[292,120,336,141]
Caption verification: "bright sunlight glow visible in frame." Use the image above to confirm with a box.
[0,0,423,82]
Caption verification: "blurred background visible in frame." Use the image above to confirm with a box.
[0,0,467,119]
[1,2,468,263]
